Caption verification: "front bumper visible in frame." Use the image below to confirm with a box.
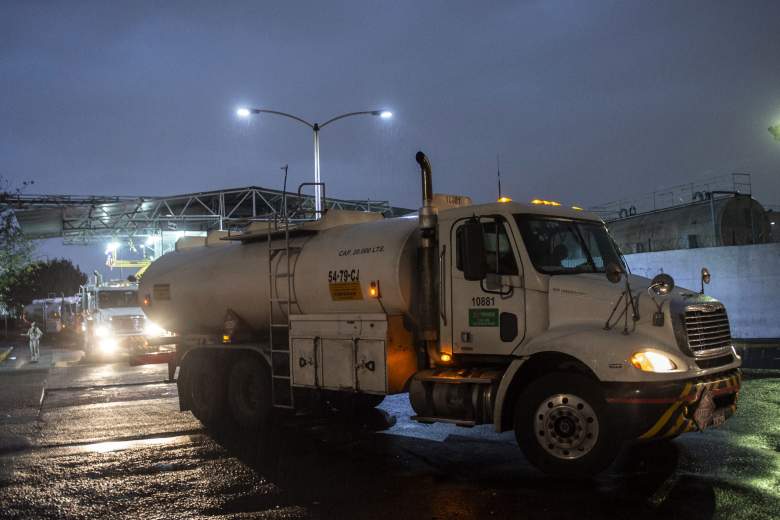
[93,334,146,353]
[603,368,741,440]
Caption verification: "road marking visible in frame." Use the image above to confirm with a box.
[0,346,14,364]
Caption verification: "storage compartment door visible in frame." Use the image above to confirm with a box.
[356,339,387,394]
[291,338,317,388]
[321,339,355,390]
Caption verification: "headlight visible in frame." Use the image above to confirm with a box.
[94,325,110,337]
[630,351,678,373]
[144,321,166,337]
[99,337,118,353]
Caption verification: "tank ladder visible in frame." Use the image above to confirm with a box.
[267,220,301,409]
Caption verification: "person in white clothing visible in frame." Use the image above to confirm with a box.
[24,322,43,363]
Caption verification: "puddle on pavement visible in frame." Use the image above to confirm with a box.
[58,433,207,455]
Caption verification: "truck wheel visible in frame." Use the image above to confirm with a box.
[188,354,227,426]
[514,372,620,477]
[227,355,271,431]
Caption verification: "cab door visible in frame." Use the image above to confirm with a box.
[448,216,525,356]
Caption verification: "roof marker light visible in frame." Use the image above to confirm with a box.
[497,196,512,203]
[531,199,561,206]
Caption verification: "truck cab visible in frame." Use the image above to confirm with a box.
[409,199,740,473]
[79,281,159,355]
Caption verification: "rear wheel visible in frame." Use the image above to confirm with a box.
[514,373,621,476]
[187,353,227,426]
[227,354,272,431]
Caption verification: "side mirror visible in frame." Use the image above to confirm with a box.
[700,267,711,294]
[650,273,675,296]
[460,220,486,281]
[605,262,623,284]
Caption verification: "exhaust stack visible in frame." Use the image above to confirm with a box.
[415,151,440,366]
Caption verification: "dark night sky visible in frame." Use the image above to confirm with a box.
[2,1,779,272]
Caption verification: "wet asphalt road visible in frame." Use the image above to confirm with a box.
[0,356,778,520]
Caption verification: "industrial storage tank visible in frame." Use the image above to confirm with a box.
[607,194,771,254]
[139,211,419,335]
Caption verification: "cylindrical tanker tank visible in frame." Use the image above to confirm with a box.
[139,215,419,335]
[607,194,770,254]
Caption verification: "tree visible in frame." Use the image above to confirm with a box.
[0,176,35,316]
[1,259,87,314]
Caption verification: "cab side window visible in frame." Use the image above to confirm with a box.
[456,218,519,276]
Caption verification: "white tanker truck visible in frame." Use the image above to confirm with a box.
[139,152,741,476]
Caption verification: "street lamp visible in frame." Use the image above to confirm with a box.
[236,107,393,217]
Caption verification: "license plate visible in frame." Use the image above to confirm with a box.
[693,390,715,430]
[693,390,727,430]
[710,409,727,429]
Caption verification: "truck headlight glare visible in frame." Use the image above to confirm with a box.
[144,321,166,337]
[95,325,110,337]
[630,351,677,372]
[100,338,118,353]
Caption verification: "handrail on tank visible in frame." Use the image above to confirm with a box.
[289,182,327,221]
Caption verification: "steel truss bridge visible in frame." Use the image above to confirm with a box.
[1,186,412,245]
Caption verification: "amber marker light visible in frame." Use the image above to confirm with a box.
[497,196,513,203]
[440,353,452,363]
[222,334,231,344]
[572,206,584,211]
[368,280,381,298]
[530,199,561,206]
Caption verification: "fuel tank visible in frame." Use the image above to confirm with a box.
[139,213,419,334]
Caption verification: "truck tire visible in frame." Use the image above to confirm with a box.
[187,354,227,426]
[514,372,621,477]
[227,354,272,431]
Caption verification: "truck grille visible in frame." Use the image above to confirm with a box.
[684,304,732,357]
[112,316,144,334]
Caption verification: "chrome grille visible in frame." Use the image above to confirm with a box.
[684,304,732,356]
[111,315,144,334]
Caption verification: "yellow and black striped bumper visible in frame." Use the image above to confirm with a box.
[604,369,741,441]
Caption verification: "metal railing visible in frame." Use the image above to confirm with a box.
[591,173,752,221]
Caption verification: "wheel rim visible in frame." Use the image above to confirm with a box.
[534,393,599,460]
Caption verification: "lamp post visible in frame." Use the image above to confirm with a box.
[236,107,393,218]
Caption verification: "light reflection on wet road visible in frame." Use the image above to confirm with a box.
[0,361,778,519]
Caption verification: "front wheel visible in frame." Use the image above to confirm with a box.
[514,373,621,477]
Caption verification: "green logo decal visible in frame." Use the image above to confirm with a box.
[469,308,499,327]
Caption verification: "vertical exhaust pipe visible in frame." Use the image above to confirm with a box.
[415,151,439,367]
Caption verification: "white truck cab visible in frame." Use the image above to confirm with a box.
[79,280,156,355]
[411,199,740,473]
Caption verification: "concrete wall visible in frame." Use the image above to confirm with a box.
[625,242,780,339]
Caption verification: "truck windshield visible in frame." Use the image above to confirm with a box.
[98,290,138,309]
[514,215,624,275]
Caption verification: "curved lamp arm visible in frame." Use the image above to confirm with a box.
[320,110,384,129]
[248,109,315,129]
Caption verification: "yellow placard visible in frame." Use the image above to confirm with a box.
[329,282,363,301]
